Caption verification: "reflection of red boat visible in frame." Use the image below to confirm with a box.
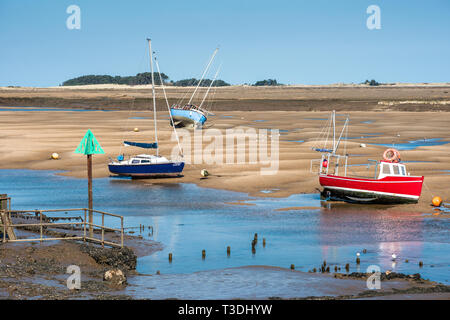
[311,112,424,204]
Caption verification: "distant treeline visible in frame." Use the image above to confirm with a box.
[171,78,230,87]
[362,79,382,86]
[62,73,230,87]
[252,79,280,86]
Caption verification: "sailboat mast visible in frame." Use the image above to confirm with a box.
[198,64,221,112]
[332,110,336,154]
[334,117,349,153]
[187,48,219,105]
[147,38,159,157]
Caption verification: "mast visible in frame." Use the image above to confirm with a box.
[198,63,222,113]
[154,54,183,157]
[187,47,219,105]
[147,38,159,156]
[334,117,349,153]
[332,110,336,154]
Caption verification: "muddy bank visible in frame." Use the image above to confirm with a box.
[1,85,450,111]
[0,228,161,299]
[1,239,449,300]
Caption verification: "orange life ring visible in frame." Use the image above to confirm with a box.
[383,148,400,162]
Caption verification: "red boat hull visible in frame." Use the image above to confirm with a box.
[319,174,424,204]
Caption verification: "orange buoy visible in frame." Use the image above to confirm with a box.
[383,148,400,163]
[432,196,442,207]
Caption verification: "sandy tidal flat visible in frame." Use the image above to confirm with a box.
[0,109,449,213]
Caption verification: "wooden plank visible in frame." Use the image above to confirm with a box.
[1,211,17,241]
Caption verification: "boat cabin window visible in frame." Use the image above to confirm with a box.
[392,164,400,175]
[381,162,407,176]
[141,160,150,163]
[382,163,391,175]
[131,159,140,164]
[400,166,406,176]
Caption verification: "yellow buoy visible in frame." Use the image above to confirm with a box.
[432,196,442,207]
[51,152,59,160]
[201,169,209,177]
[134,127,139,132]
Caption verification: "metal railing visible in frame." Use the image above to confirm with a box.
[1,208,124,248]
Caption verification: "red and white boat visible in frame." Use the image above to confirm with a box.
[311,112,424,204]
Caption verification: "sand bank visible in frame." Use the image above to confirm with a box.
[0,109,449,213]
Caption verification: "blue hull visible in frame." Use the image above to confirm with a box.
[108,162,185,177]
[170,108,207,126]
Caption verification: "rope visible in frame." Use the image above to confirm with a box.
[422,180,434,198]
[118,98,136,156]
[154,55,183,157]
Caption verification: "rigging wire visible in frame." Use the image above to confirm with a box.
[118,98,136,156]
[154,54,184,157]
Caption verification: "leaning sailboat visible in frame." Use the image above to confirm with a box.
[311,111,424,204]
[108,39,184,178]
[170,48,220,129]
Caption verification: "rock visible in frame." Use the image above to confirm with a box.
[103,269,127,286]
[79,244,137,270]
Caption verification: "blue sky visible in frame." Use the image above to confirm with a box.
[1,0,449,86]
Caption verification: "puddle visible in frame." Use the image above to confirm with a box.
[0,107,110,112]
[259,189,280,194]
[370,138,450,150]
[344,134,381,140]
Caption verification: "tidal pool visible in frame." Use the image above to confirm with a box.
[1,169,449,283]
[370,138,450,151]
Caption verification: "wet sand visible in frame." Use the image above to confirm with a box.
[0,108,449,213]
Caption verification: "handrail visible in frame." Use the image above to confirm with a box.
[2,208,126,248]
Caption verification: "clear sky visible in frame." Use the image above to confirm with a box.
[1,0,449,86]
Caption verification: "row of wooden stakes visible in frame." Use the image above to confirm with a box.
[168,233,267,262]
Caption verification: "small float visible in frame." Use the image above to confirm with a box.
[311,111,424,204]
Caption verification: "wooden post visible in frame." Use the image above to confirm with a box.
[75,129,104,238]
[101,212,104,248]
[39,210,43,242]
[83,208,87,242]
[87,154,93,238]
[120,217,124,248]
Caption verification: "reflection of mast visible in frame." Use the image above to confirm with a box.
[188,48,219,105]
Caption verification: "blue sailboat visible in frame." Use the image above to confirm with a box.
[170,48,220,129]
[108,39,185,178]
[170,104,208,128]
